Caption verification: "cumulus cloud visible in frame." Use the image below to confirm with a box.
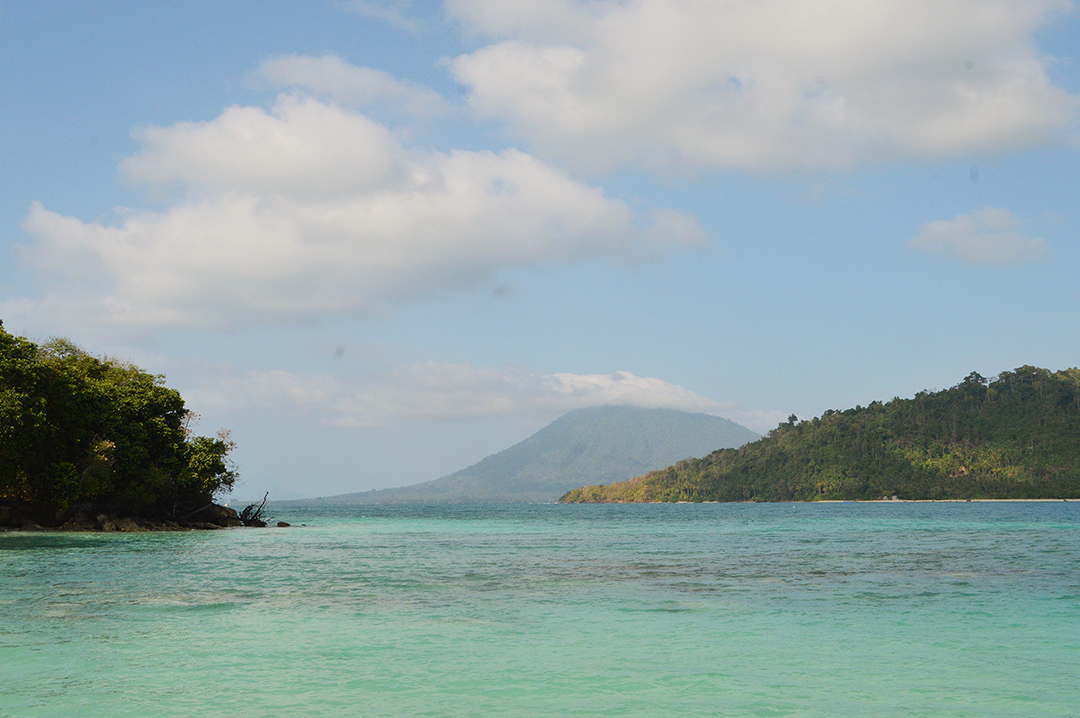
[256,54,450,118]
[447,0,1079,172]
[909,208,1050,265]
[14,90,703,333]
[187,361,780,431]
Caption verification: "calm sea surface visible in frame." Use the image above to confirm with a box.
[1,502,1078,717]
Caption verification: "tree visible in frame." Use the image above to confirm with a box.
[0,325,236,516]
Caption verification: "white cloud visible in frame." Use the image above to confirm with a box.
[121,96,409,197]
[187,361,779,431]
[343,0,421,33]
[447,0,1079,172]
[12,91,703,333]
[256,54,450,119]
[909,207,1050,265]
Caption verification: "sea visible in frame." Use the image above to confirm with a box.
[1,501,1077,718]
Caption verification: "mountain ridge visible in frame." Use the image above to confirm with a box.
[560,366,1080,503]
[290,405,759,504]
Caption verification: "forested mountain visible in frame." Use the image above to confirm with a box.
[561,367,1080,502]
[1,325,236,521]
[308,405,759,504]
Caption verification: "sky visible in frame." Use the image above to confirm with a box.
[2,0,1079,500]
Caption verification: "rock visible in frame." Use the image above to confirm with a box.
[207,504,239,519]
[103,517,144,532]
[201,504,243,527]
[276,521,291,527]
[0,501,249,532]
[60,517,96,531]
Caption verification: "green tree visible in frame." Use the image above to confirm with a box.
[0,324,236,515]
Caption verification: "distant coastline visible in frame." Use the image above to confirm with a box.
[666,498,1074,504]
[810,498,1073,503]
[569,497,1076,505]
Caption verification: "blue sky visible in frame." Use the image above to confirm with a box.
[2,1,1079,499]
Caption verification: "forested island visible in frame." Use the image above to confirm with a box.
[1,324,248,530]
[560,366,1080,503]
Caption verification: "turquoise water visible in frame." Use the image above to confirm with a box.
[1,502,1078,717]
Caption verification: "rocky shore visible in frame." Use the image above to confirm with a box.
[0,502,260,532]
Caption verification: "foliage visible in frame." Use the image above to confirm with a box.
[560,367,1080,502]
[0,324,236,515]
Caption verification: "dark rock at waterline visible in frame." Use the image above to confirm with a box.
[101,517,145,532]
[198,504,243,527]
[60,516,97,531]
[276,521,290,527]
[0,501,247,532]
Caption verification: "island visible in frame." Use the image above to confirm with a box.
[560,366,1080,503]
[0,323,251,530]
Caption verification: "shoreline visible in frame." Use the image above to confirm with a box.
[0,502,283,533]
[808,498,1072,503]
[658,498,1075,504]
[568,497,1077,505]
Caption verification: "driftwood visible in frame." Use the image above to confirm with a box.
[238,492,270,527]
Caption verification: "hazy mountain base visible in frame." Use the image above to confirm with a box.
[294,406,759,504]
[561,367,1080,503]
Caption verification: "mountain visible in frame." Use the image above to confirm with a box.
[305,405,759,504]
[561,366,1080,503]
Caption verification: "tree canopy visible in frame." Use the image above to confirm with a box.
[561,366,1080,503]
[1,324,236,517]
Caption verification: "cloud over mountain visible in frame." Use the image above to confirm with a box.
[187,361,784,431]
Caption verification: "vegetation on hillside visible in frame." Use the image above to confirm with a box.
[560,367,1080,502]
[1,324,237,518]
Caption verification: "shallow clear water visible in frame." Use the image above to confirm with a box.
[1,502,1078,717]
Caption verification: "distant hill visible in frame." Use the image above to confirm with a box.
[304,406,759,504]
[561,366,1080,503]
